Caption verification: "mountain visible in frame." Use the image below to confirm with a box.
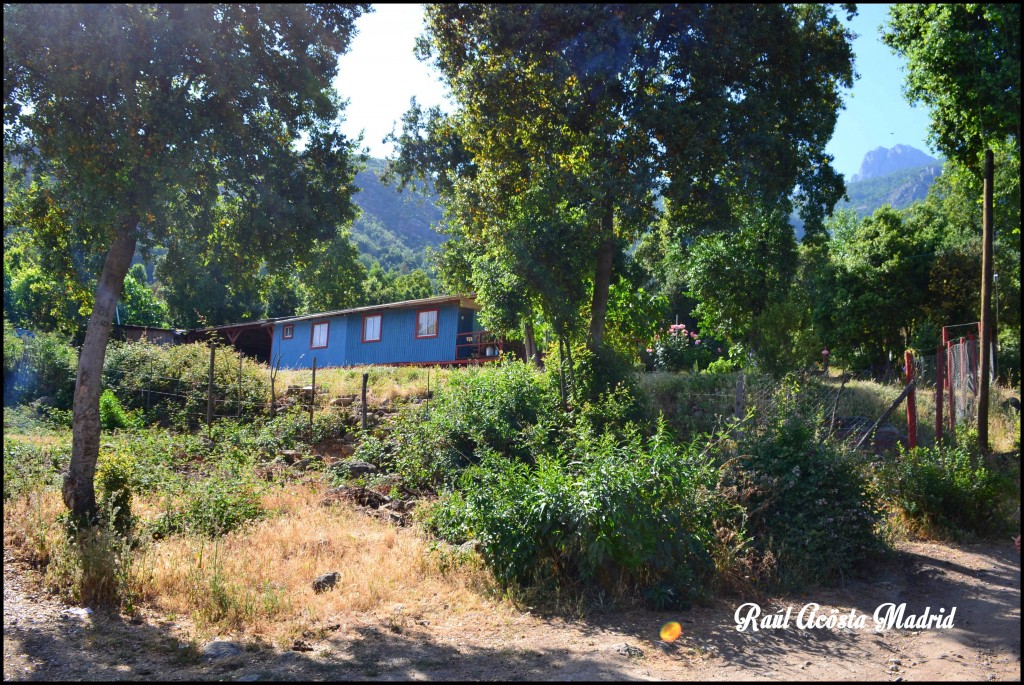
[792,145,943,237]
[850,144,939,182]
[838,162,943,217]
[350,157,444,273]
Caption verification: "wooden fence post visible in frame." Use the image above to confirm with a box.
[734,373,746,421]
[206,344,215,436]
[237,353,243,419]
[905,350,917,449]
[310,357,317,437]
[361,372,368,430]
[946,337,956,443]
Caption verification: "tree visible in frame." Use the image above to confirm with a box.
[119,264,169,327]
[685,206,799,352]
[4,4,369,523]
[883,4,1020,171]
[392,4,855,357]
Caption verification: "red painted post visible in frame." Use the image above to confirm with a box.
[935,344,944,445]
[946,338,956,442]
[905,350,917,449]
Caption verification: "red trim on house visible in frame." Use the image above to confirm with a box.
[310,320,330,349]
[414,308,439,339]
[361,313,382,343]
[282,324,294,339]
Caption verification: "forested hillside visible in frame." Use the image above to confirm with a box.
[350,157,444,273]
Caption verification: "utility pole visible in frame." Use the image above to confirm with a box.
[977,149,994,454]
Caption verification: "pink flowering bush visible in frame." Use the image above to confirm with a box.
[651,323,724,372]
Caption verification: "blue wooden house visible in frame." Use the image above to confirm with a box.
[189,295,506,369]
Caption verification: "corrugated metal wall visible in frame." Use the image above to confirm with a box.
[271,304,462,369]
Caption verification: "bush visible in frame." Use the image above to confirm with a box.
[99,389,142,431]
[428,421,731,607]
[96,448,137,536]
[878,444,1016,539]
[721,418,884,588]
[358,361,554,491]
[102,341,269,428]
[5,330,78,408]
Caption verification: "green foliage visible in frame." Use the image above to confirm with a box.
[884,4,1019,171]
[119,264,169,327]
[99,389,142,431]
[393,4,855,349]
[686,205,799,346]
[4,317,25,374]
[6,331,79,409]
[102,341,268,428]
[358,362,553,491]
[429,422,728,605]
[179,471,265,538]
[3,437,65,501]
[95,448,136,537]
[651,323,723,373]
[878,445,1016,540]
[722,419,884,588]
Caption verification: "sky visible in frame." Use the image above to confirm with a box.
[333,4,938,181]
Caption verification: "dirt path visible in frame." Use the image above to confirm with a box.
[4,541,1020,681]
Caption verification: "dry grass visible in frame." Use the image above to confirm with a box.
[275,365,458,406]
[4,481,505,646]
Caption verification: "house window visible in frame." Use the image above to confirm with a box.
[282,324,294,340]
[310,321,329,349]
[362,314,382,343]
[415,309,438,339]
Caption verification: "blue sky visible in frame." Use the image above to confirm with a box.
[334,4,938,180]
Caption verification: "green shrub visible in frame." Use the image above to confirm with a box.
[6,330,78,408]
[181,470,265,537]
[102,341,269,428]
[878,444,1016,539]
[3,436,65,500]
[96,448,136,536]
[721,418,884,588]
[3,317,24,375]
[99,389,142,431]
[359,362,554,491]
[428,421,730,606]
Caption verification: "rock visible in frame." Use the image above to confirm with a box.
[614,643,644,659]
[280,450,301,465]
[331,460,378,479]
[291,639,314,652]
[202,640,242,659]
[235,674,264,682]
[874,424,908,456]
[292,458,314,471]
[458,539,482,555]
[62,607,93,618]
[312,571,340,594]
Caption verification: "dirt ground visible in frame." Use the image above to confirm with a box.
[4,539,1020,681]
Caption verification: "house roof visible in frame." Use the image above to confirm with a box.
[275,294,479,325]
[189,294,479,334]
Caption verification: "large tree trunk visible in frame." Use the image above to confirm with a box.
[588,204,615,349]
[523,316,539,368]
[63,223,138,524]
